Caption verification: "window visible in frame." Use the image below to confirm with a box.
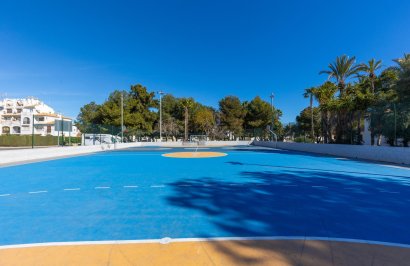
[23,117,31,124]
[2,126,10,134]
[6,109,12,113]
[38,117,45,122]
[12,126,21,134]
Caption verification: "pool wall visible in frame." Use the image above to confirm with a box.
[0,141,251,166]
[0,143,139,166]
[253,141,410,165]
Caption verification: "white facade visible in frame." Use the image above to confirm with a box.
[0,97,80,137]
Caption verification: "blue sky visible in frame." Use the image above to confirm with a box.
[0,0,409,123]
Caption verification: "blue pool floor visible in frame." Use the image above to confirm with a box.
[0,146,409,246]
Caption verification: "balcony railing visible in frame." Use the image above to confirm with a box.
[1,120,21,125]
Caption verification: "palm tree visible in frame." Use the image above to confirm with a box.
[303,87,315,141]
[180,98,194,141]
[320,55,361,143]
[320,55,361,95]
[311,82,337,143]
[358,58,382,93]
[393,53,410,67]
[357,59,382,145]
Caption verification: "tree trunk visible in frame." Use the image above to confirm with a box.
[369,79,375,145]
[350,112,355,144]
[322,111,328,143]
[310,95,314,141]
[335,110,343,143]
[357,111,361,144]
[377,134,382,146]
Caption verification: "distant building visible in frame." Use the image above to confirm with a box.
[0,97,80,136]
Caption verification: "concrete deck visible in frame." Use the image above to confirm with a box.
[0,240,409,266]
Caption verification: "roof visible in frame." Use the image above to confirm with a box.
[34,113,72,120]
[34,113,59,117]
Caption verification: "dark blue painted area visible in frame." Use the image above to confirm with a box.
[0,146,409,245]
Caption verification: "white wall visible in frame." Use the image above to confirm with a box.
[0,141,252,166]
[0,143,140,166]
[253,141,410,165]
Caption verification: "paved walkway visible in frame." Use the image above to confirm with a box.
[0,240,409,265]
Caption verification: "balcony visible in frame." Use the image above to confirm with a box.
[1,120,21,126]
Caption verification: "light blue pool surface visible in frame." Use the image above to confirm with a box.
[0,146,409,246]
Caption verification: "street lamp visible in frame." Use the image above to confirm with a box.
[270,92,275,131]
[157,90,165,142]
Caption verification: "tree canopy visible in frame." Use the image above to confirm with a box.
[77,86,282,141]
[289,53,410,146]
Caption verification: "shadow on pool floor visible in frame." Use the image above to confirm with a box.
[166,167,410,265]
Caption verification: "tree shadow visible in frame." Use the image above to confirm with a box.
[166,166,410,264]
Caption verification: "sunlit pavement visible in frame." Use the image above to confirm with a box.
[1,240,409,266]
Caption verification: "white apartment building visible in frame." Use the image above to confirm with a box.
[0,97,80,137]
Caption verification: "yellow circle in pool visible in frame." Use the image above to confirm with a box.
[162,152,227,158]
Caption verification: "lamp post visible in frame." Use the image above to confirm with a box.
[32,114,34,149]
[270,92,275,129]
[157,90,165,142]
[61,116,64,147]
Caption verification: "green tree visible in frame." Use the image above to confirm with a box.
[192,106,216,136]
[126,84,158,134]
[99,85,157,136]
[393,53,410,145]
[244,96,273,129]
[367,67,401,145]
[296,106,321,142]
[76,101,102,132]
[98,90,127,133]
[320,55,361,95]
[180,98,194,141]
[358,58,382,93]
[219,96,246,138]
[320,55,361,143]
[394,53,410,105]
[303,87,315,139]
[160,94,184,139]
[311,82,337,143]
[354,59,382,144]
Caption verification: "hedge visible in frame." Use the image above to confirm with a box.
[0,135,81,147]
